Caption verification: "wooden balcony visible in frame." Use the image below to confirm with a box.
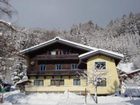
[27,69,85,76]
[35,54,79,60]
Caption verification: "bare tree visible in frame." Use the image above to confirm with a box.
[77,66,107,104]
[0,0,16,18]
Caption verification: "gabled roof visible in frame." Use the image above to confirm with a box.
[20,37,97,54]
[20,37,124,63]
[79,49,124,60]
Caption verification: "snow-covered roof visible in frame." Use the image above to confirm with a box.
[20,37,97,54]
[117,63,135,73]
[20,37,123,62]
[126,69,140,74]
[79,49,124,60]
[0,20,11,25]
[0,20,16,30]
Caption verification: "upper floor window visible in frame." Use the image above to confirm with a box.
[55,64,62,70]
[34,80,44,86]
[95,62,106,70]
[39,64,46,72]
[73,79,80,86]
[71,64,78,70]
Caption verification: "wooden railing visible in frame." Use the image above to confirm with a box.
[27,69,85,76]
[35,54,79,60]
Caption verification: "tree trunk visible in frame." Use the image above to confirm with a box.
[95,86,98,104]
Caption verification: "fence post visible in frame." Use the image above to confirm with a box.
[85,88,87,104]
[0,93,4,103]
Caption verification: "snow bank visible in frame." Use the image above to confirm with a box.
[3,90,140,105]
[122,85,140,97]
[1,102,12,105]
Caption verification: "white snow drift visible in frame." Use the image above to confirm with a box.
[2,90,140,105]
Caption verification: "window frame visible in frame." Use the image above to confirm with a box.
[39,64,46,72]
[50,79,64,86]
[95,62,106,70]
[71,64,78,70]
[73,79,81,86]
[51,50,56,55]
[55,64,62,70]
[97,78,106,87]
[34,80,44,86]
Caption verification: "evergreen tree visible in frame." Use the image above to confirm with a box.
[12,60,28,92]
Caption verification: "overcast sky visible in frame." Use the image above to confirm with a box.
[11,0,140,30]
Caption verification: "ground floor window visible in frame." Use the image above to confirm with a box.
[51,79,64,86]
[34,80,44,86]
[97,78,106,86]
[73,79,80,86]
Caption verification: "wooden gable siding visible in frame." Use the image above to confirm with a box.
[26,42,87,58]
[26,42,88,75]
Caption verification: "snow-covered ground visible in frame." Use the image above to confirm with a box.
[1,90,140,105]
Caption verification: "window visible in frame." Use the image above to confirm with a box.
[51,79,64,86]
[71,64,78,70]
[97,78,106,86]
[63,50,69,54]
[73,79,80,86]
[51,51,56,55]
[39,64,46,72]
[95,62,106,70]
[34,80,44,86]
[55,64,62,70]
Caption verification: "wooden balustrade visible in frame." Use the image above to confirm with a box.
[27,69,85,76]
[35,54,79,60]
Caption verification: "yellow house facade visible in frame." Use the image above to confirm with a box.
[21,37,123,95]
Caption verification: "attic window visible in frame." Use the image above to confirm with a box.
[51,51,56,55]
[95,62,106,70]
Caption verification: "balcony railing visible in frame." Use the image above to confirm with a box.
[27,69,85,76]
[35,54,79,60]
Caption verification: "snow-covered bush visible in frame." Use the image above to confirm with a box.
[12,60,28,92]
[124,72,140,85]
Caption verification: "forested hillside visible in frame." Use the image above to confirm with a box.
[0,12,140,81]
[16,12,140,67]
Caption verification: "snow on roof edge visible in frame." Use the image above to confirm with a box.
[79,49,124,59]
[126,69,140,74]
[58,37,97,50]
[98,48,124,58]
[20,37,124,59]
[20,37,56,53]
[20,37,97,53]
[0,20,11,25]
[0,20,16,31]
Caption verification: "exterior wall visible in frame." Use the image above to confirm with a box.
[26,76,87,93]
[26,54,120,95]
[86,55,120,94]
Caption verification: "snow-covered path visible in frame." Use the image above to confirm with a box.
[2,90,140,105]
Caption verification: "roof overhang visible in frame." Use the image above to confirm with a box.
[126,69,140,75]
[20,37,97,54]
[79,49,124,65]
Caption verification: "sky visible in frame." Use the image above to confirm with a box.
[10,0,140,30]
